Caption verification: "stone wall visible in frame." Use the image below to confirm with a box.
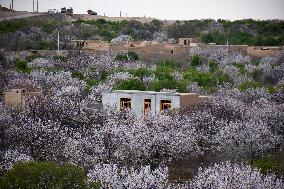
[247,46,283,57]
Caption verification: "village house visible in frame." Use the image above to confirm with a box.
[72,38,284,60]
[102,90,207,115]
[4,88,41,107]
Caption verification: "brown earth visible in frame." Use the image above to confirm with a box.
[0,7,42,22]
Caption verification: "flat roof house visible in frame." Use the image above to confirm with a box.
[4,88,41,107]
[102,90,208,115]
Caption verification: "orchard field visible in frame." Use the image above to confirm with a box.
[0,15,284,188]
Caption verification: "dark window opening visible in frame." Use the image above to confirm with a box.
[120,98,131,111]
[160,100,171,112]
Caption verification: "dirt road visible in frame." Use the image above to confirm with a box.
[0,13,43,22]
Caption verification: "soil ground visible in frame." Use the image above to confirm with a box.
[0,7,42,22]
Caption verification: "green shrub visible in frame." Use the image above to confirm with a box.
[113,79,146,91]
[115,54,128,61]
[190,55,202,67]
[115,51,139,61]
[26,53,43,62]
[96,19,108,25]
[89,182,100,189]
[36,41,56,50]
[127,51,139,61]
[155,66,173,80]
[208,61,219,72]
[130,68,152,81]
[201,31,226,44]
[266,86,278,94]
[251,60,260,66]
[250,156,281,175]
[71,71,85,80]
[215,70,231,85]
[0,161,88,189]
[42,20,56,33]
[201,85,218,94]
[184,69,230,89]
[14,59,31,74]
[177,80,189,93]
[157,59,181,70]
[114,67,128,73]
[85,79,98,91]
[53,55,66,62]
[14,38,36,50]
[155,59,181,81]
[239,81,262,91]
[233,63,246,75]
[151,79,187,92]
[0,20,27,34]
[100,70,109,81]
[251,69,269,84]
[184,70,215,87]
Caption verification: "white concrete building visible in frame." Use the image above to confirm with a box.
[102,90,207,115]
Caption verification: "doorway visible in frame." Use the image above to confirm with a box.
[144,99,151,115]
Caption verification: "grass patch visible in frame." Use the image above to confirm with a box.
[115,51,139,61]
[26,53,43,62]
[250,156,282,175]
[14,59,31,74]
[53,55,67,62]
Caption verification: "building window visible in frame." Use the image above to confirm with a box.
[144,99,151,115]
[160,100,171,112]
[120,98,131,111]
[184,40,187,45]
[171,50,174,55]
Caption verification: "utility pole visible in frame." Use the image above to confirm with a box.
[57,31,60,54]
[120,11,121,17]
[33,0,34,12]
[226,37,229,52]
[11,0,13,10]
[37,0,38,12]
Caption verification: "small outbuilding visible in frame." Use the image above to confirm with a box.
[4,88,41,107]
[102,90,207,115]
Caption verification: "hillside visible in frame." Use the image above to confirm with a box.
[0,14,283,51]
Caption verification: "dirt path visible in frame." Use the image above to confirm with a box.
[0,13,42,22]
[70,14,156,23]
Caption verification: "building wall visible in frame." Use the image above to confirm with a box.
[84,41,110,51]
[72,39,283,63]
[4,89,42,107]
[247,46,283,57]
[102,92,117,109]
[229,45,248,53]
[4,90,23,106]
[102,91,209,115]
[178,38,201,46]
[155,94,180,113]
[117,93,157,115]
[102,91,181,115]
[180,93,208,107]
[173,46,189,55]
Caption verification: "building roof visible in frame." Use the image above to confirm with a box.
[104,90,199,96]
